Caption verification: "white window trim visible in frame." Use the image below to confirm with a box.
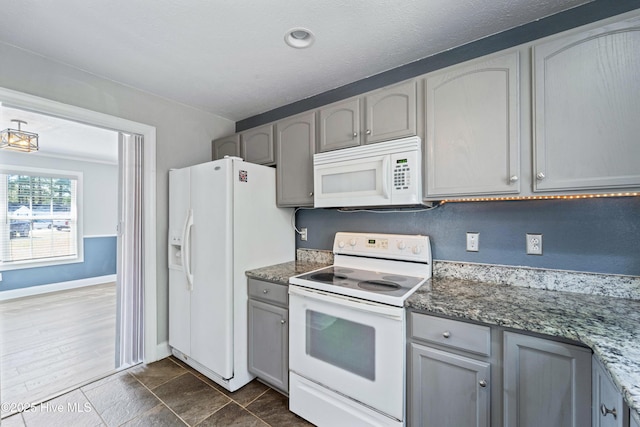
[0,165,84,271]
[0,86,158,364]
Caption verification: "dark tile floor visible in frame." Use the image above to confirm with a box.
[2,357,314,427]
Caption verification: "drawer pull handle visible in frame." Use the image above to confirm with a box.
[263,289,269,294]
[479,379,487,388]
[281,319,286,324]
[442,331,451,338]
[600,404,617,419]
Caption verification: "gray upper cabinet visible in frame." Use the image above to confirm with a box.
[532,18,640,192]
[318,80,418,153]
[632,413,640,427]
[503,331,592,427]
[425,52,520,198]
[364,80,417,144]
[276,111,315,207]
[211,134,240,160]
[318,97,361,152]
[593,355,626,427]
[241,124,275,165]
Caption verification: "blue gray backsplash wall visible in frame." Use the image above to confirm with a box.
[296,197,640,276]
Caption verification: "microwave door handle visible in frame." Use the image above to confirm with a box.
[382,156,390,199]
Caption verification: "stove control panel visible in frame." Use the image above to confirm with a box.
[333,232,431,263]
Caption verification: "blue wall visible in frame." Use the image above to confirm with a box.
[1,236,117,291]
[296,197,640,276]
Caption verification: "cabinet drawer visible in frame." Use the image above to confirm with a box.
[248,278,288,306]
[411,313,491,356]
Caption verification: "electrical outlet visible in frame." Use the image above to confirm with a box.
[300,228,308,241]
[526,233,543,255]
[466,232,479,252]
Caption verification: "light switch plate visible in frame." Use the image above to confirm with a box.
[466,232,479,252]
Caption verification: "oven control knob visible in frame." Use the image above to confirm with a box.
[412,245,422,255]
[397,241,406,250]
[349,238,357,247]
[338,240,345,248]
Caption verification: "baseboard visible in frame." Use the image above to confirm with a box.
[0,274,117,301]
[153,341,172,362]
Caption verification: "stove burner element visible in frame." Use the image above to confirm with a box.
[310,272,348,282]
[357,280,401,292]
[333,268,354,274]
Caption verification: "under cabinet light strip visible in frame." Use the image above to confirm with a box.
[441,192,639,202]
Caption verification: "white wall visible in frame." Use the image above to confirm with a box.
[1,150,118,236]
[0,42,235,343]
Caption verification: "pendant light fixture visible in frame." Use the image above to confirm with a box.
[0,119,39,152]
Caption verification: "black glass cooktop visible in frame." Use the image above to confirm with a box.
[295,265,424,298]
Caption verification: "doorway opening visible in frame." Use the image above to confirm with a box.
[0,88,157,418]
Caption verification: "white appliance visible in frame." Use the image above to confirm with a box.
[313,137,423,208]
[289,232,432,427]
[168,157,294,392]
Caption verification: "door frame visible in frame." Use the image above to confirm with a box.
[0,86,158,363]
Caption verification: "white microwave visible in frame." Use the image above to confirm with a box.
[313,136,423,208]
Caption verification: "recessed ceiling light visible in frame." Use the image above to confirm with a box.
[285,27,315,49]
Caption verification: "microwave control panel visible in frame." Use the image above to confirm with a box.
[393,157,411,190]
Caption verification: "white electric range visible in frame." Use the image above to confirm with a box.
[288,232,432,427]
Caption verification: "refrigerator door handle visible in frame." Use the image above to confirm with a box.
[181,209,195,290]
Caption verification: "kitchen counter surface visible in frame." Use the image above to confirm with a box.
[245,260,329,285]
[406,277,640,418]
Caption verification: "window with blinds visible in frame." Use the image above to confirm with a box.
[1,168,81,266]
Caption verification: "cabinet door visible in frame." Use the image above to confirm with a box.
[241,124,275,165]
[410,343,490,427]
[212,134,240,160]
[533,18,640,192]
[503,332,591,427]
[592,356,625,427]
[632,413,640,427]
[276,111,315,207]
[248,299,288,393]
[318,97,361,152]
[364,80,417,144]
[425,52,520,197]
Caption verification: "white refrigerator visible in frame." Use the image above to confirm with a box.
[168,157,294,392]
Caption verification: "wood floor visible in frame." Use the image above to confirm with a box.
[0,283,117,418]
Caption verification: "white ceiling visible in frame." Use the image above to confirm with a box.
[0,106,119,164]
[0,0,590,123]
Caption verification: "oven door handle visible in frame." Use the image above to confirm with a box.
[289,285,404,320]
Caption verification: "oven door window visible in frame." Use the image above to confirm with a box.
[306,310,375,381]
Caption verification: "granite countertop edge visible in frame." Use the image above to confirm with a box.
[406,277,640,419]
[245,262,640,418]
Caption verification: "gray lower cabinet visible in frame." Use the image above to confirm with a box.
[410,343,490,427]
[275,111,315,207]
[247,278,288,393]
[503,331,592,427]
[241,124,275,165]
[593,355,628,427]
[409,313,492,427]
[212,134,240,160]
